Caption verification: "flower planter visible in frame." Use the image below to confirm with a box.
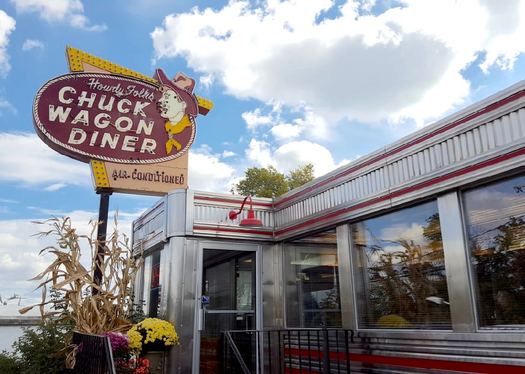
[143,351,167,374]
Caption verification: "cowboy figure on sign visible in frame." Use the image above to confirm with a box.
[155,68,199,155]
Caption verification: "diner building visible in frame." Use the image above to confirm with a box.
[133,80,525,373]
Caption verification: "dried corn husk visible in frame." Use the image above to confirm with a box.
[21,216,143,335]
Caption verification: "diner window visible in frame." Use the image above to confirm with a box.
[148,251,161,317]
[284,229,341,328]
[463,175,525,327]
[141,255,152,312]
[352,201,451,329]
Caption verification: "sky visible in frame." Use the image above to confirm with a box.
[0,0,525,315]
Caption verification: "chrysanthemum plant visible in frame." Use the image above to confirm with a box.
[128,318,179,354]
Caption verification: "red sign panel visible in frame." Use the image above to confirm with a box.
[33,73,196,164]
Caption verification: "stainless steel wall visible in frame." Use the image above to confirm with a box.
[164,238,199,374]
[132,198,166,254]
[192,192,274,240]
[193,192,274,228]
[347,330,525,370]
[261,243,285,328]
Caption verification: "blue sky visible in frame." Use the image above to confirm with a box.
[0,0,525,314]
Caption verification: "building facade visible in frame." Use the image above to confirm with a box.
[133,81,525,372]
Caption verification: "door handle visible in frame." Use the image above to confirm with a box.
[198,296,209,331]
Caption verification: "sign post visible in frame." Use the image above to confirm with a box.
[93,189,112,294]
[32,47,213,292]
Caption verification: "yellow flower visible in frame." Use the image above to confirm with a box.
[127,318,179,354]
[377,314,410,328]
[127,329,143,351]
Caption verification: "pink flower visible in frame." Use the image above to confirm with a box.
[105,331,130,352]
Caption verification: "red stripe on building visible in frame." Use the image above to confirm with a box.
[350,353,525,373]
[276,146,525,236]
[284,348,525,373]
[193,225,273,237]
[194,195,273,208]
[275,89,525,208]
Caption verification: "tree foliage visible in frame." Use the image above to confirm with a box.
[0,351,20,374]
[11,320,73,374]
[233,164,315,198]
[287,163,315,190]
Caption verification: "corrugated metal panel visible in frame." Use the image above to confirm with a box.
[132,198,166,252]
[351,331,525,360]
[274,106,525,238]
[193,203,274,227]
[192,193,274,231]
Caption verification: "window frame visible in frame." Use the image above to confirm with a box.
[348,198,456,332]
[282,232,342,329]
[460,173,525,331]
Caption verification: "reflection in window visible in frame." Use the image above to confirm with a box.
[202,250,255,313]
[464,175,525,327]
[284,230,341,328]
[352,201,451,329]
[142,255,152,313]
[148,251,161,317]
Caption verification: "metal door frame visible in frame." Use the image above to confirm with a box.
[192,241,262,373]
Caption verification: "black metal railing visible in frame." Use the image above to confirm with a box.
[223,328,354,374]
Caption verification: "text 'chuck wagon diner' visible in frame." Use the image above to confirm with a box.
[33,73,195,164]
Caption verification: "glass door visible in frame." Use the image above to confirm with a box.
[199,249,256,373]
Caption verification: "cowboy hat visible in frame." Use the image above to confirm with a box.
[155,68,198,116]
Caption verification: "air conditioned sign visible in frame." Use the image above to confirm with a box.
[33,71,198,164]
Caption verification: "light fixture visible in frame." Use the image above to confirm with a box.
[228,195,263,227]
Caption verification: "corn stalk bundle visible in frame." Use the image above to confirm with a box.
[20,216,143,335]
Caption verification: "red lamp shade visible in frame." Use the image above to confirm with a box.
[228,196,263,227]
[240,208,263,227]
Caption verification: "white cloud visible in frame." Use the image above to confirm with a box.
[222,150,236,158]
[290,109,330,139]
[0,198,17,204]
[199,74,214,90]
[273,140,346,177]
[0,10,15,78]
[0,97,15,115]
[381,222,425,244]
[246,139,275,168]
[243,105,330,141]
[10,0,106,31]
[242,108,274,130]
[21,39,44,51]
[151,0,525,127]
[478,0,525,72]
[0,132,91,187]
[44,183,67,192]
[270,122,302,141]
[188,150,236,192]
[245,138,347,177]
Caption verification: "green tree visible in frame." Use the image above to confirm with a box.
[12,319,73,374]
[287,163,315,190]
[0,351,20,374]
[233,166,288,198]
[233,164,315,198]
